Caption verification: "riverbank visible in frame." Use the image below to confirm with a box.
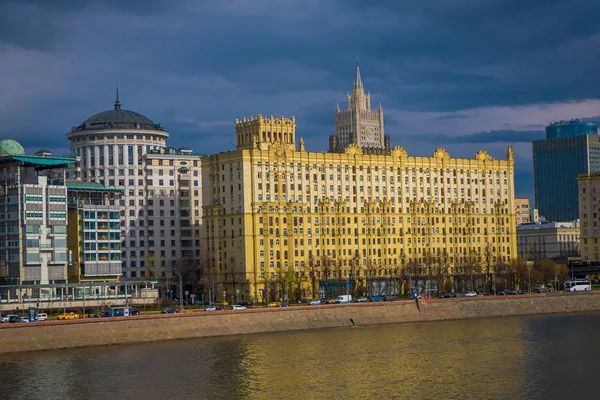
[1,292,599,354]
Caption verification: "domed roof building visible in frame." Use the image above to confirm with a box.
[71,97,165,133]
[66,92,170,172]
[0,139,25,156]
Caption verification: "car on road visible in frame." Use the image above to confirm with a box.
[129,308,140,316]
[370,296,384,302]
[230,305,247,310]
[204,306,217,312]
[0,315,16,323]
[8,315,21,323]
[57,312,79,320]
[354,297,368,303]
[161,307,177,314]
[18,317,30,323]
[36,313,48,321]
[308,299,322,305]
[465,291,477,297]
[268,301,282,308]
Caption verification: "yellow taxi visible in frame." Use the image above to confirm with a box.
[268,301,281,308]
[57,312,80,320]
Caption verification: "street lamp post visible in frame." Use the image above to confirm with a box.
[172,270,184,313]
[528,265,531,294]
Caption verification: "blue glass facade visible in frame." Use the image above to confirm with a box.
[545,120,597,139]
[533,134,600,222]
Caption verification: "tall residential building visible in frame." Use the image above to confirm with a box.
[514,198,531,225]
[67,181,123,282]
[577,172,600,261]
[533,120,600,222]
[329,60,388,153]
[66,95,204,280]
[516,221,580,261]
[0,140,76,286]
[203,115,517,303]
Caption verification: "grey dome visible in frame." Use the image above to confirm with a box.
[72,99,165,133]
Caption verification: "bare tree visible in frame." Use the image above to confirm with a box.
[307,253,318,300]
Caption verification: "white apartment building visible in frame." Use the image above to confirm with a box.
[66,97,204,279]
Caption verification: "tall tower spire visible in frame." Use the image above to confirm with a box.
[114,86,121,110]
[355,57,363,88]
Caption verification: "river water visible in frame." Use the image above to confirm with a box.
[0,312,598,400]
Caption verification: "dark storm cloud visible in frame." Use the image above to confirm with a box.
[2,0,600,202]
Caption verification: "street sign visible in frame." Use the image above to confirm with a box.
[236,289,240,294]
[184,291,189,295]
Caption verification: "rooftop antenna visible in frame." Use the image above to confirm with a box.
[114,86,121,110]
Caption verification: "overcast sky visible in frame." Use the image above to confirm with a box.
[2,0,600,202]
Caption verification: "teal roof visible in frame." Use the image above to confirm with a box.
[0,154,76,168]
[66,180,124,193]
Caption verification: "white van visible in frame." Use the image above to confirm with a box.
[335,295,353,303]
[36,313,48,322]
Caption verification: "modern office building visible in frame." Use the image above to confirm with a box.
[514,198,531,225]
[329,60,388,153]
[533,121,600,222]
[66,95,205,279]
[516,221,580,262]
[577,172,600,261]
[203,114,517,302]
[545,119,597,139]
[0,140,76,286]
[67,181,123,282]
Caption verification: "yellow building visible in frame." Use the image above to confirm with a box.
[202,114,517,303]
[578,172,600,260]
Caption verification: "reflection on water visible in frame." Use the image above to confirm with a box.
[1,313,599,400]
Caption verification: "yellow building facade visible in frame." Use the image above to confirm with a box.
[203,115,517,302]
[578,172,600,261]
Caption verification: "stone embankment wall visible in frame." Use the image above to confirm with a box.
[1,292,599,354]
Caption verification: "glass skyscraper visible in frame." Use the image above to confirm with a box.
[533,120,600,222]
[545,119,597,139]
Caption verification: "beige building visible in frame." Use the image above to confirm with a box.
[516,221,580,261]
[515,198,531,225]
[578,172,600,260]
[329,60,388,153]
[203,114,517,303]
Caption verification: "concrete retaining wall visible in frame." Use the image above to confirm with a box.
[1,292,599,354]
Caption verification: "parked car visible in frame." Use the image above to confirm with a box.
[8,315,20,323]
[57,312,79,320]
[535,287,549,293]
[385,295,399,302]
[465,291,477,297]
[129,308,140,316]
[354,297,368,303]
[36,313,48,321]
[18,316,30,323]
[215,305,225,311]
[237,301,251,307]
[204,306,217,312]
[0,315,16,323]
[370,296,384,302]
[268,301,281,308]
[308,299,322,305]
[443,293,457,298]
[230,305,247,310]
[161,307,177,314]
